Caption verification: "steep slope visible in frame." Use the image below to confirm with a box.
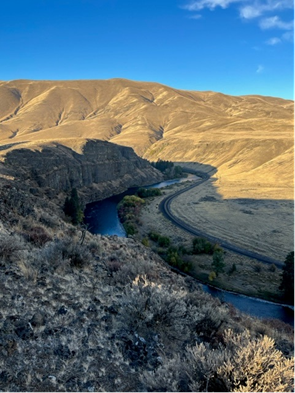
[0,78,293,198]
[2,139,163,205]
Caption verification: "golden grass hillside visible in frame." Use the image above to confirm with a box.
[0,78,293,198]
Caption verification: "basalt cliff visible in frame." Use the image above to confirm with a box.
[2,139,163,205]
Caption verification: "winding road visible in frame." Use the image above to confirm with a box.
[159,171,283,268]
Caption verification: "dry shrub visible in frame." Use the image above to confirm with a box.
[142,355,190,392]
[87,238,101,255]
[119,276,193,346]
[26,226,52,247]
[187,329,294,392]
[143,329,294,392]
[38,211,59,228]
[111,256,159,285]
[106,259,123,273]
[118,276,228,352]
[217,329,294,392]
[17,260,38,282]
[41,238,92,271]
[0,232,25,262]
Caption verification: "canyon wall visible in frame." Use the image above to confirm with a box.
[4,139,163,204]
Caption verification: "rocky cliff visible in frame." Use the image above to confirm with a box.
[3,139,163,204]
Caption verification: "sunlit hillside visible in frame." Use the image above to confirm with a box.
[0,78,293,198]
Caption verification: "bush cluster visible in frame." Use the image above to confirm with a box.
[142,328,294,392]
[151,159,184,179]
[137,187,161,198]
[117,195,145,236]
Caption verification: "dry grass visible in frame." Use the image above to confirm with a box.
[136,182,287,301]
[0,79,293,200]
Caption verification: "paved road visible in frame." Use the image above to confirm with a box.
[159,171,283,268]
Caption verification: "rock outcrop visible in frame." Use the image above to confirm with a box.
[4,139,163,204]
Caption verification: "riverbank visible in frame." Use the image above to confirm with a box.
[132,180,287,304]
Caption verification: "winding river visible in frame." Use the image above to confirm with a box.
[84,176,294,326]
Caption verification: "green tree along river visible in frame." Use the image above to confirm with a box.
[84,176,294,326]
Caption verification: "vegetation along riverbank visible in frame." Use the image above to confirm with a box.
[117,175,293,305]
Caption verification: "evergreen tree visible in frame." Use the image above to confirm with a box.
[212,250,225,276]
[63,188,83,225]
[279,251,294,304]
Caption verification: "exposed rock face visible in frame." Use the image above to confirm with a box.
[4,139,163,203]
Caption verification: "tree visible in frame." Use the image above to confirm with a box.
[63,188,83,225]
[212,250,225,276]
[279,251,294,304]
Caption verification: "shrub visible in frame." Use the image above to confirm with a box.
[217,330,294,392]
[279,251,294,304]
[42,238,92,271]
[0,232,24,262]
[119,277,194,348]
[192,237,214,254]
[253,264,262,273]
[269,263,276,272]
[212,250,225,276]
[228,263,237,275]
[158,235,170,247]
[137,188,161,198]
[26,226,52,247]
[147,329,294,393]
[124,222,137,236]
[148,231,160,242]
[208,271,217,281]
[119,195,145,208]
[141,237,150,247]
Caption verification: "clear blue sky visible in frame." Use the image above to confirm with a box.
[0,0,293,99]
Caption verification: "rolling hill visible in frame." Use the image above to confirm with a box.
[0,78,293,199]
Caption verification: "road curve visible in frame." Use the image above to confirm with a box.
[159,171,283,268]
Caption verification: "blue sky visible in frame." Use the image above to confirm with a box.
[0,0,293,99]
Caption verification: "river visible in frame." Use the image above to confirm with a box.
[84,176,294,326]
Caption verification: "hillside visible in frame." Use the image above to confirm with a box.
[0,79,293,391]
[0,166,293,392]
[0,78,293,199]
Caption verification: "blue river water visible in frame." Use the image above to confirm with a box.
[84,175,198,237]
[84,176,294,326]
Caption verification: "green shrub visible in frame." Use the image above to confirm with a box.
[158,235,171,247]
[137,188,162,198]
[279,251,294,304]
[124,222,136,236]
[119,195,145,208]
[141,237,150,247]
[192,237,214,254]
[148,231,160,242]
[212,250,225,276]
[228,263,237,275]
[208,271,217,281]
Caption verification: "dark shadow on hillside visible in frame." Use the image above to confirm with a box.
[172,162,293,264]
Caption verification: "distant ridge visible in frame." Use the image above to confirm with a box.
[0,78,293,198]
